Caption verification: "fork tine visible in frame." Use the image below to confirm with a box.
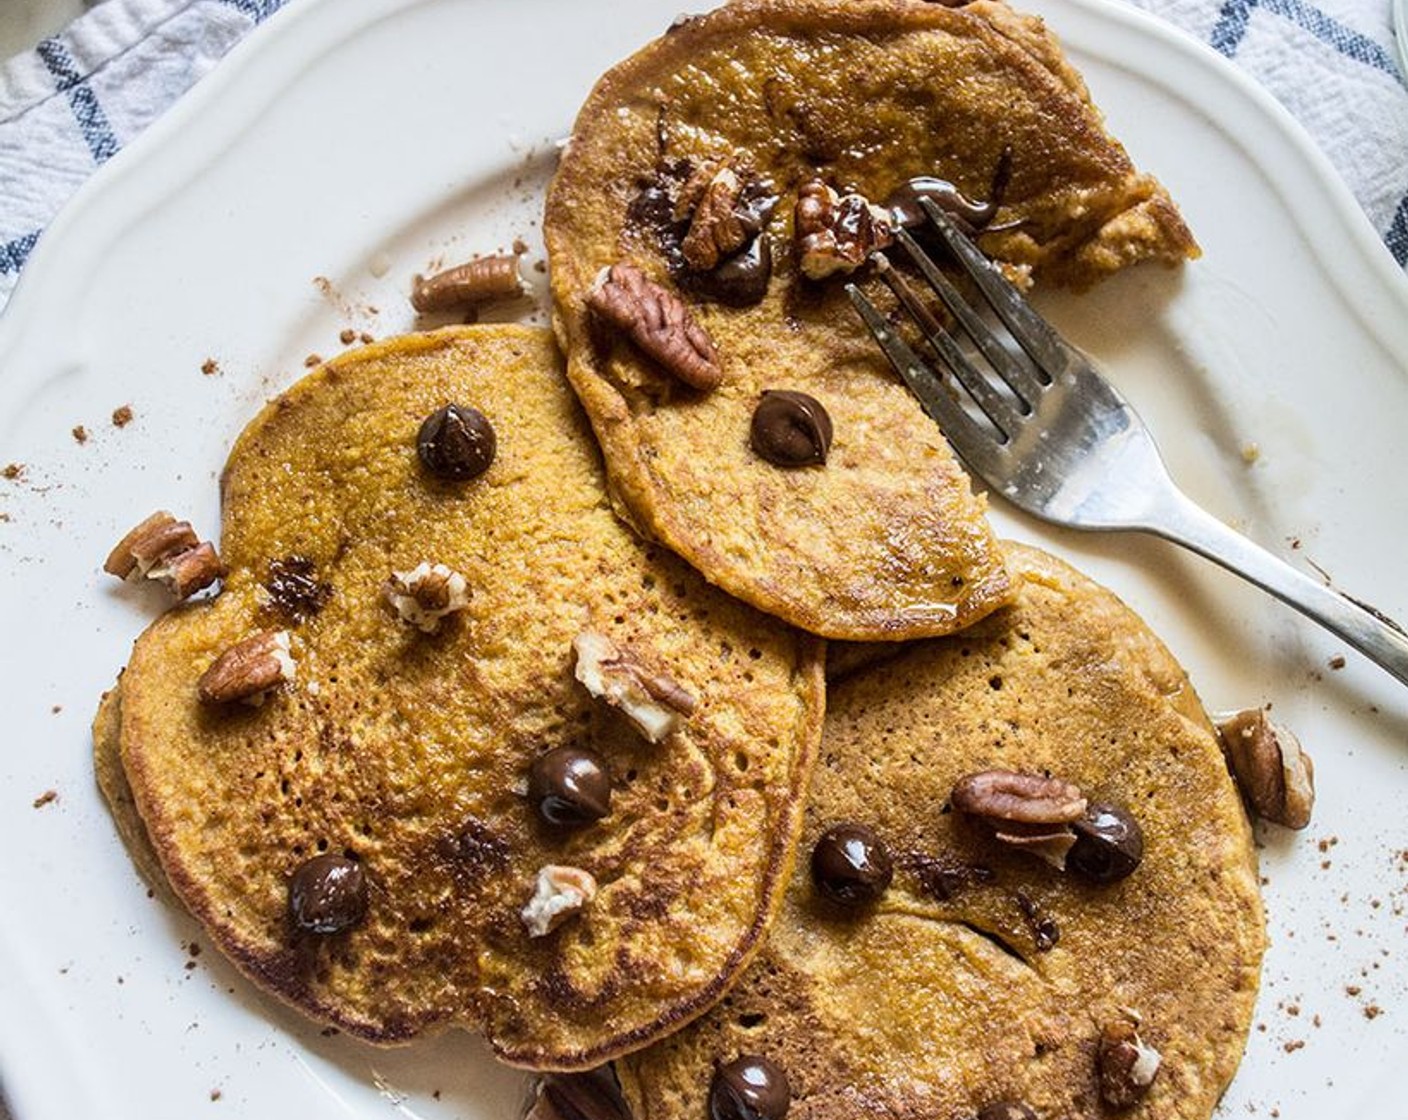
[845,283,1012,482]
[893,227,1046,406]
[916,197,1075,379]
[873,254,1022,440]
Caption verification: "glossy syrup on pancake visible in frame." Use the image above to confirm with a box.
[545,0,1198,643]
[100,326,824,1068]
[617,544,1264,1119]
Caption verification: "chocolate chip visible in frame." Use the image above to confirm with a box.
[685,234,773,307]
[527,1067,632,1120]
[750,390,832,467]
[811,822,892,906]
[288,854,367,934]
[1067,802,1143,884]
[528,746,613,828]
[710,1055,791,1120]
[977,1103,1038,1120]
[417,404,496,481]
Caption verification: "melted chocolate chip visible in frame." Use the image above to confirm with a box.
[977,1103,1038,1120]
[264,556,332,622]
[417,404,496,481]
[527,1067,631,1120]
[899,850,996,901]
[1067,802,1144,884]
[439,816,510,873]
[750,391,833,467]
[528,746,613,828]
[288,854,366,934]
[811,822,892,906]
[886,147,1013,233]
[710,1056,791,1120]
[685,234,773,307]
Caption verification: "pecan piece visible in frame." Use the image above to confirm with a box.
[104,511,224,600]
[573,629,696,743]
[198,630,295,705]
[587,262,722,390]
[385,562,471,633]
[951,770,1088,870]
[521,865,597,938]
[794,179,894,279]
[148,541,225,600]
[1216,708,1315,829]
[411,254,525,313]
[680,164,751,271]
[1098,1016,1162,1109]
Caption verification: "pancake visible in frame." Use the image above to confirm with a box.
[543,0,1197,642]
[102,326,824,1068]
[617,543,1264,1119]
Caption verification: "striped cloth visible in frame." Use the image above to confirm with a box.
[0,0,289,311]
[0,0,1406,315]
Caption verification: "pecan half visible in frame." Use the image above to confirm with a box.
[411,254,525,313]
[794,179,894,279]
[521,864,597,938]
[951,770,1087,870]
[1098,1016,1162,1109]
[1216,708,1315,829]
[198,630,295,705]
[104,511,224,600]
[587,262,722,390]
[573,629,696,743]
[385,561,471,633]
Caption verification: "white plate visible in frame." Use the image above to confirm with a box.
[1,0,1406,1117]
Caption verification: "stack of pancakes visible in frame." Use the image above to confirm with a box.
[96,3,1263,1118]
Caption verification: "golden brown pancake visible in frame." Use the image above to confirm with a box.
[102,326,824,1068]
[618,543,1264,1119]
[544,0,1197,643]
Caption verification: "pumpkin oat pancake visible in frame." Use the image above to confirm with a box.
[544,0,1198,642]
[617,543,1264,1120]
[101,326,824,1068]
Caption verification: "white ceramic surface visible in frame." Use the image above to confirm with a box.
[1,0,1406,1117]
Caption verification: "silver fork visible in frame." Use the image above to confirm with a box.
[847,200,1408,688]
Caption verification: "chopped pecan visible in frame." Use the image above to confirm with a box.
[149,541,225,600]
[198,630,295,705]
[1216,708,1315,829]
[951,770,1088,870]
[1098,1016,1162,1109]
[104,511,223,600]
[587,262,722,390]
[521,864,597,938]
[385,562,471,633]
[411,254,525,313]
[794,179,894,279]
[573,629,696,743]
[680,164,751,271]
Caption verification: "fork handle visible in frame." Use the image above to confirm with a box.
[1151,492,1408,688]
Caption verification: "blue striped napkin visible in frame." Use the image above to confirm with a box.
[1,0,1405,316]
[0,0,289,311]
